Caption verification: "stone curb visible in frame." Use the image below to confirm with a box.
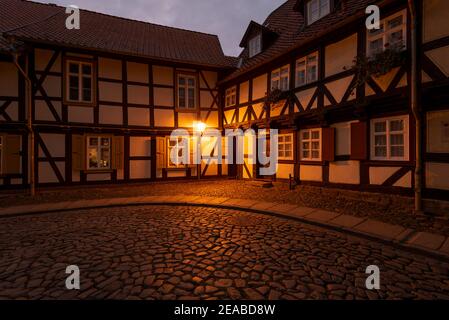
[1,195,448,261]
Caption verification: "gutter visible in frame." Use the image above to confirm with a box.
[408,0,423,214]
[8,39,36,196]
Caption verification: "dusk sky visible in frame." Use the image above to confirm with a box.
[34,0,286,56]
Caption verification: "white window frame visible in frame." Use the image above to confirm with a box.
[249,34,262,58]
[225,86,237,107]
[295,52,319,87]
[307,0,331,25]
[300,128,322,161]
[278,133,294,161]
[271,65,290,91]
[370,115,409,161]
[66,60,94,104]
[177,74,197,110]
[366,10,407,57]
[167,136,190,168]
[87,136,112,170]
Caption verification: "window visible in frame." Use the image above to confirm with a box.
[278,134,293,160]
[249,34,262,58]
[177,74,197,110]
[168,137,189,168]
[66,60,94,104]
[367,10,407,56]
[225,87,237,107]
[300,129,321,161]
[296,52,318,87]
[307,0,330,25]
[371,116,409,161]
[271,65,290,91]
[87,137,111,170]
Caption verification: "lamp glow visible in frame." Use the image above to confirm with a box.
[194,121,207,134]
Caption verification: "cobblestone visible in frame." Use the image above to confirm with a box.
[0,205,448,300]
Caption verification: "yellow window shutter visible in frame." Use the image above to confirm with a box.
[4,135,21,174]
[156,137,166,169]
[112,136,124,170]
[72,135,85,171]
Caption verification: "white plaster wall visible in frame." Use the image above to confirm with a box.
[325,34,357,78]
[300,165,322,182]
[329,161,360,184]
[127,85,149,105]
[38,162,65,184]
[369,167,398,185]
[127,62,149,83]
[276,163,294,179]
[423,0,449,43]
[153,66,173,85]
[99,105,123,125]
[178,112,197,128]
[239,81,249,104]
[41,75,61,97]
[200,71,217,89]
[200,90,214,109]
[154,109,174,127]
[325,76,353,104]
[202,111,218,128]
[35,49,61,72]
[98,58,122,80]
[0,101,19,121]
[99,81,122,102]
[128,107,150,127]
[35,100,62,122]
[68,106,93,123]
[426,47,449,77]
[427,110,449,153]
[296,88,317,109]
[252,74,268,100]
[426,162,449,190]
[130,137,151,157]
[0,62,18,96]
[38,133,65,158]
[154,87,174,107]
[130,160,151,179]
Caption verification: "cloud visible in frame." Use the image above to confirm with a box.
[35,0,285,56]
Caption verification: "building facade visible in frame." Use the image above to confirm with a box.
[1,0,449,201]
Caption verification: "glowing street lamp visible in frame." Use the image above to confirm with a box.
[194,121,207,134]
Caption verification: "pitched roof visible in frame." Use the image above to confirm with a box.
[222,0,387,83]
[0,0,237,68]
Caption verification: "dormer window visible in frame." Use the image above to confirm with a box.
[307,0,330,25]
[249,34,262,58]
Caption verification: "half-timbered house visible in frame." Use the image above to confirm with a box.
[1,0,449,204]
[221,0,449,202]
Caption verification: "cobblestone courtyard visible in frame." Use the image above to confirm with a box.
[0,205,448,300]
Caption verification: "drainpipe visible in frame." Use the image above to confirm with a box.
[408,0,422,214]
[12,53,36,197]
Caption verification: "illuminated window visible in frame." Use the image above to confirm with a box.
[66,60,94,104]
[278,134,294,160]
[271,65,290,91]
[177,74,197,110]
[307,0,330,25]
[300,129,321,161]
[296,52,318,87]
[225,87,237,107]
[371,116,409,161]
[249,34,262,58]
[87,136,111,170]
[367,10,407,56]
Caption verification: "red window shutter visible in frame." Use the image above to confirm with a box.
[350,122,368,160]
[322,127,335,162]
